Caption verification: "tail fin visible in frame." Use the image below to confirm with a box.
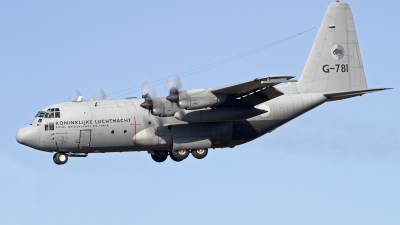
[289,2,367,93]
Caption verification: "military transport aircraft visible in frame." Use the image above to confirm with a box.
[16,1,390,165]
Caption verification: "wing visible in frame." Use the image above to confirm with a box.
[211,75,295,95]
[211,75,295,107]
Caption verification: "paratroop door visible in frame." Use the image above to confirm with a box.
[79,130,91,149]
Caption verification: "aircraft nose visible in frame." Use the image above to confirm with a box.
[16,126,40,149]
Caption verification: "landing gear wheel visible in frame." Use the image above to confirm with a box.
[53,153,68,165]
[170,153,183,162]
[151,151,168,163]
[170,149,189,162]
[191,148,208,159]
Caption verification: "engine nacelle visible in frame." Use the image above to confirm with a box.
[175,88,227,110]
[150,98,180,117]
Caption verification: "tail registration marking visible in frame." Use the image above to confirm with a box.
[322,64,349,73]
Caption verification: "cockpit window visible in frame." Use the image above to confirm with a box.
[35,111,46,118]
[39,108,61,118]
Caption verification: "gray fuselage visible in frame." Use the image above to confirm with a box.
[16,92,327,154]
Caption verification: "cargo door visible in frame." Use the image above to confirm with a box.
[79,130,91,149]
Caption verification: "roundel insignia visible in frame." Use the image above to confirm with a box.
[331,44,345,60]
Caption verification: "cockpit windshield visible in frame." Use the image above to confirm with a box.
[35,108,61,118]
[35,111,46,118]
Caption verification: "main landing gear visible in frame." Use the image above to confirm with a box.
[53,152,68,165]
[151,151,169,163]
[191,149,208,159]
[150,149,209,163]
[170,149,189,162]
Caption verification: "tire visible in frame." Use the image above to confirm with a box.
[53,153,60,165]
[151,151,168,163]
[170,149,189,162]
[53,153,68,165]
[169,153,183,162]
[191,149,208,159]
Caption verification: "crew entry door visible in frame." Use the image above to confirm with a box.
[79,130,91,149]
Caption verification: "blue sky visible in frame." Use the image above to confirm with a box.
[1,0,399,224]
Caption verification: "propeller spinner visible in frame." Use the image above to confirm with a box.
[165,74,182,103]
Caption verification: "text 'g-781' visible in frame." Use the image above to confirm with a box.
[322,64,349,73]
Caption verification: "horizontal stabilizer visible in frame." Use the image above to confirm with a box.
[323,88,392,101]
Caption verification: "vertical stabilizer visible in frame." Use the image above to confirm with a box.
[282,2,367,93]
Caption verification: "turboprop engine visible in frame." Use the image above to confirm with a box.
[166,88,228,110]
[149,97,181,117]
[140,79,181,117]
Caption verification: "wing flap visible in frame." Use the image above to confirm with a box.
[237,87,283,106]
[215,87,284,107]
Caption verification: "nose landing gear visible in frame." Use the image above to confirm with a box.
[53,153,68,165]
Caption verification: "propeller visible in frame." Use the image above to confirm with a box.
[140,79,164,126]
[165,74,183,103]
[140,79,153,110]
[75,88,83,102]
[99,86,107,100]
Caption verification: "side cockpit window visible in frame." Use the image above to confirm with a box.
[44,122,54,131]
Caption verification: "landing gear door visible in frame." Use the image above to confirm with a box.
[79,130,91,149]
